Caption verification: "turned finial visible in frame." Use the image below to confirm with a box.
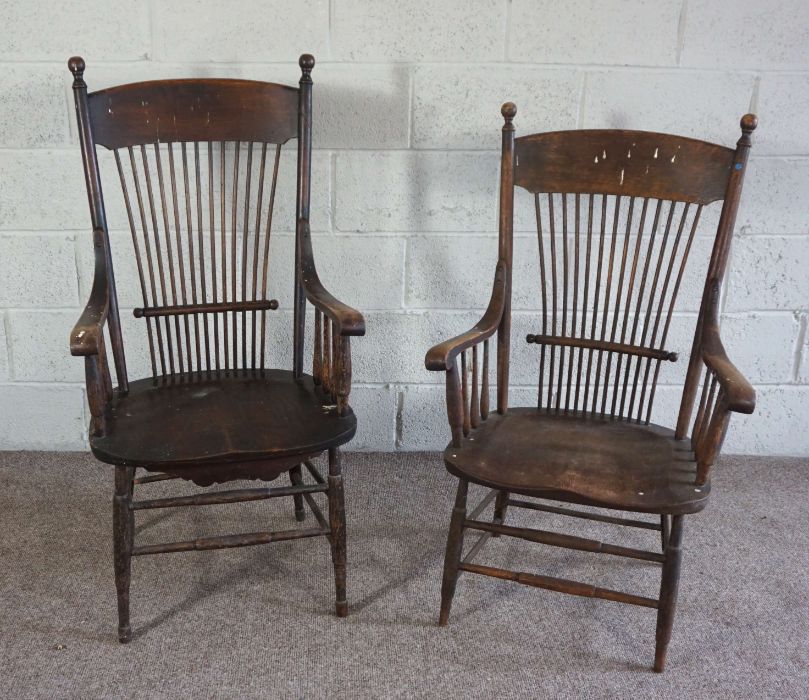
[737,113,758,148]
[68,56,86,84]
[740,113,758,133]
[501,102,517,124]
[299,53,315,81]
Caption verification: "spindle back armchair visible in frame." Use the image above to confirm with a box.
[426,103,757,671]
[68,54,363,642]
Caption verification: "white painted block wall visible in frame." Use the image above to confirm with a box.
[1,0,807,454]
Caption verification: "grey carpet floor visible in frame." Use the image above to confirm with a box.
[0,451,807,699]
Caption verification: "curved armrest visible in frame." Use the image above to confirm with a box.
[298,219,365,336]
[425,260,507,371]
[70,229,109,356]
[701,279,755,414]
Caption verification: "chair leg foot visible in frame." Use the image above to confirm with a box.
[492,490,509,535]
[654,514,684,672]
[290,464,306,522]
[439,479,468,626]
[328,448,347,618]
[113,466,135,644]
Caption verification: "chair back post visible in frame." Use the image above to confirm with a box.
[496,102,517,414]
[675,114,757,439]
[69,56,129,393]
[293,54,315,379]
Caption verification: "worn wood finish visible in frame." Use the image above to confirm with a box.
[88,79,298,149]
[426,107,758,670]
[68,55,363,641]
[444,409,708,515]
[90,370,356,469]
[515,129,735,204]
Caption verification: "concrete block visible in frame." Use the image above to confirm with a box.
[584,70,755,146]
[0,234,79,307]
[332,0,505,61]
[756,74,809,156]
[0,384,86,450]
[152,1,330,61]
[0,1,149,61]
[723,387,809,455]
[510,0,680,66]
[7,311,84,382]
[681,0,809,69]
[720,313,800,384]
[335,151,499,232]
[727,236,809,311]
[0,150,87,230]
[349,385,398,450]
[0,316,9,381]
[736,159,809,235]
[413,66,581,149]
[0,66,70,147]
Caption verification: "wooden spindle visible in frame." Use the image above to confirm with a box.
[535,194,547,409]
[220,141,229,370]
[115,149,157,377]
[155,143,184,374]
[471,344,480,428]
[141,144,175,375]
[259,144,281,370]
[129,146,166,376]
[548,193,559,412]
[230,141,240,367]
[313,309,322,384]
[251,143,268,369]
[241,142,253,369]
[323,318,331,394]
[481,339,490,419]
[181,143,202,371]
[461,350,470,437]
[208,142,220,370]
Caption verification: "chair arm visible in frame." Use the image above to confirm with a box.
[424,260,507,372]
[298,219,365,337]
[70,228,109,357]
[701,280,755,414]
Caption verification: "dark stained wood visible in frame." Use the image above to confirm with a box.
[426,106,758,670]
[515,129,735,204]
[133,298,279,318]
[91,369,356,468]
[526,333,678,362]
[459,562,660,609]
[132,526,330,556]
[444,409,708,515]
[88,79,298,149]
[507,498,662,531]
[655,514,684,671]
[464,519,665,563]
[67,54,361,641]
[131,482,327,510]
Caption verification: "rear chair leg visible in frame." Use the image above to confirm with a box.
[439,478,469,626]
[492,490,509,535]
[654,514,685,672]
[660,514,671,551]
[113,465,135,643]
[327,448,347,617]
[289,464,306,522]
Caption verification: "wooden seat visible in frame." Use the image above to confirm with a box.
[444,409,708,515]
[91,370,356,474]
[425,103,759,672]
[67,54,363,642]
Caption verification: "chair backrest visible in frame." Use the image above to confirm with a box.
[495,103,756,431]
[69,55,316,390]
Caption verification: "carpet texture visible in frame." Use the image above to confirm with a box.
[0,451,807,698]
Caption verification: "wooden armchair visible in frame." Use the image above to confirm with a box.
[426,103,757,671]
[68,55,364,642]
